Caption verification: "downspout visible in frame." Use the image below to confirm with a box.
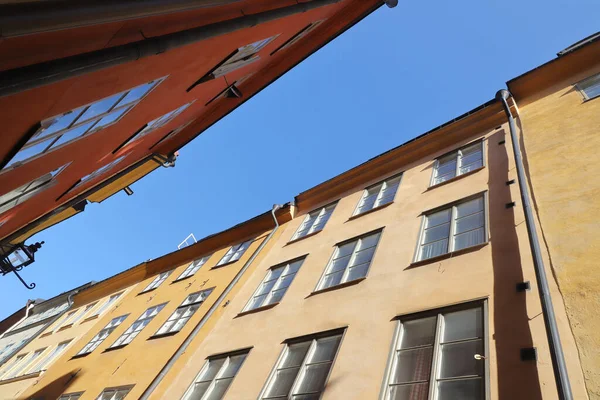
[495,90,573,400]
[0,0,344,97]
[139,204,285,400]
[0,291,78,367]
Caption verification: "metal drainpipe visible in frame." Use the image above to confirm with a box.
[496,89,573,400]
[0,0,344,97]
[139,204,284,400]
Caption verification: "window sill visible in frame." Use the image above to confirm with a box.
[426,166,485,191]
[582,95,600,104]
[408,242,489,269]
[147,331,180,340]
[171,275,194,284]
[307,277,366,298]
[347,202,393,221]
[57,324,73,332]
[39,331,53,338]
[103,344,127,353]
[82,314,99,323]
[235,302,280,318]
[137,287,157,296]
[0,371,41,385]
[70,352,90,360]
[286,229,322,246]
[210,260,239,270]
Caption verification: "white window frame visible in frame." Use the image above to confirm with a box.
[0,353,27,380]
[154,289,213,337]
[175,255,212,281]
[140,270,173,293]
[380,301,489,400]
[260,329,344,400]
[430,141,485,187]
[290,202,337,242]
[76,314,129,356]
[216,239,253,267]
[414,193,488,263]
[29,340,72,373]
[108,304,166,348]
[58,392,84,400]
[76,155,128,187]
[90,292,124,318]
[3,78,165,171]
[575,72,600,100]
[315,230,382,292]
[5,347,46,378]
[242,257,305,313]
[181,349,251,400]
[353,174,402,216]
[95,386,133,400]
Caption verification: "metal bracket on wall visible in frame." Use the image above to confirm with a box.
[506,179,516,186]
[506,202,516,208]
[521,347,538,362]
[516,281,531,292]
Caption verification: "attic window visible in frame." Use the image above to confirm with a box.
[270,21,324,56]
[575,72,600,100]
[187,36,278,91]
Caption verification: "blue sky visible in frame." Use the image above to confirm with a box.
[2,0,599,319]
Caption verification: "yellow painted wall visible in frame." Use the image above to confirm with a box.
[516,64,600,399]
[151,128,586,399]
[18,220,285,400]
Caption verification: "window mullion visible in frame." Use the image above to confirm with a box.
[288,339,317,399]
[428,314,443,400]
[456,151,462,176]
[340,240,360,284]
[201,357,230,400]
[448,206,457,252]
[374,182,387,207]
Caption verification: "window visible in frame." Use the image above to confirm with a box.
[91,292,123,318]
[176,255,211,281]
[216,240,253,266]
[354,174,402,216]
[58,392,84,400]
[76,155,127,187]
[4,347,45,378]
[431,142,483,186]
[96,386,132,400]
[140,270,173,293]
[291,203,337,241]
[383,304,485,400]
[109,304,166,348]
[30,340,71,373]
[4,78,163,170]
[576,72,600,100]
[121,102,194,148]
[0,354,27,380]
[190,36,278,89]
[71,302,98,325]
[0,164,68,215]
[261,330,343,399]
[316,231,382,291]
[270,21,324,56]
[182,349,250,400]
[243,258,304,312]
[54,310,79,331]
[154,289,213,336]
[0,344,14,363]
[76,315,129,356]
[416,195,487,262]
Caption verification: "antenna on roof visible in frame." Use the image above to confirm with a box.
[178,233,197,250]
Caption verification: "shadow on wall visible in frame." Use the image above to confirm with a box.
[488,129,542,400]
[18,369,81,400]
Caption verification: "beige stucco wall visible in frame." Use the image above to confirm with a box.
[155,126,586,399]
[517,65,600,399]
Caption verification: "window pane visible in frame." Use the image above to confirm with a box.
[460,160,483,174]
[282,343,311,368]
[350,246,376,266]
[93,107,129,130]
[389,383,429,400]
[256,280,278,296]
[328,254,352,274]
[265,367,300,397]
[399,317,437,349]
[460,151,482,167]
[336,242,356,258]
[268,289,286,304]
[454,212,484,235]
[200,359,226,381]
[419,239,448,260]
[247,294,267,310]
[456,198,483,218]
[422,223,450,244]
[436,161,457,178]
[321,270,344,289]
[118,82,155,106]
[439,340,484,379]
[48,121,96,150]
[220,354,247,378]
[286,261,303,275]
[274,274,295,291]
[345,263,369,281]
[442,308,483,342]
[426,209,451,228]
[453,228,485,251]
[309,336,341,363]
[79,94,122,122]
[206,377,233,399]
[187,381,210,400]
[437,377,483,400]
[294,362,331,394]
[267,267,285,282]
[392,347,433,384]
[37,108,83,139]
[6,140,50,167]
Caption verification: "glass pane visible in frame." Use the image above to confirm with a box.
[93,107,129,130]
[118,82,155,106]
[460,151,482,167]
[206,377,233,399]
[461,143,481,155]
[265,367,300,397]
[460,160,483,175]
[389,383,429,400]
[266,267,285,282]
[400,317,437,349]
[453,228,485,251]
[442,308,483,342]
[247,294,267,310]
[5,140,50,167]
[282,343,311,368]
[294,362,331,394]
[79,94,122,122]
[436,161,457,178]
[455,212,484,235]
[309,336,341,363]
[426,209,451,228]
[439,340,484,379]
[220,355,247,378]
[199,358,226,382]
[37,108,83,139]
[437,378,483,400]
[422,223,450,244]
[286,261,303,275]
[358,233,380,250]
[456,198,483,218]
[256,280,278,296]
[187,381,210,400]
[419,240,448,260]
[268,288,287,304]
[392,347,433,384]
[345,263,369,281]
[321,270,343,289]
[328,255,351,274]
[274,274,295,291]
[350,247,376,266]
